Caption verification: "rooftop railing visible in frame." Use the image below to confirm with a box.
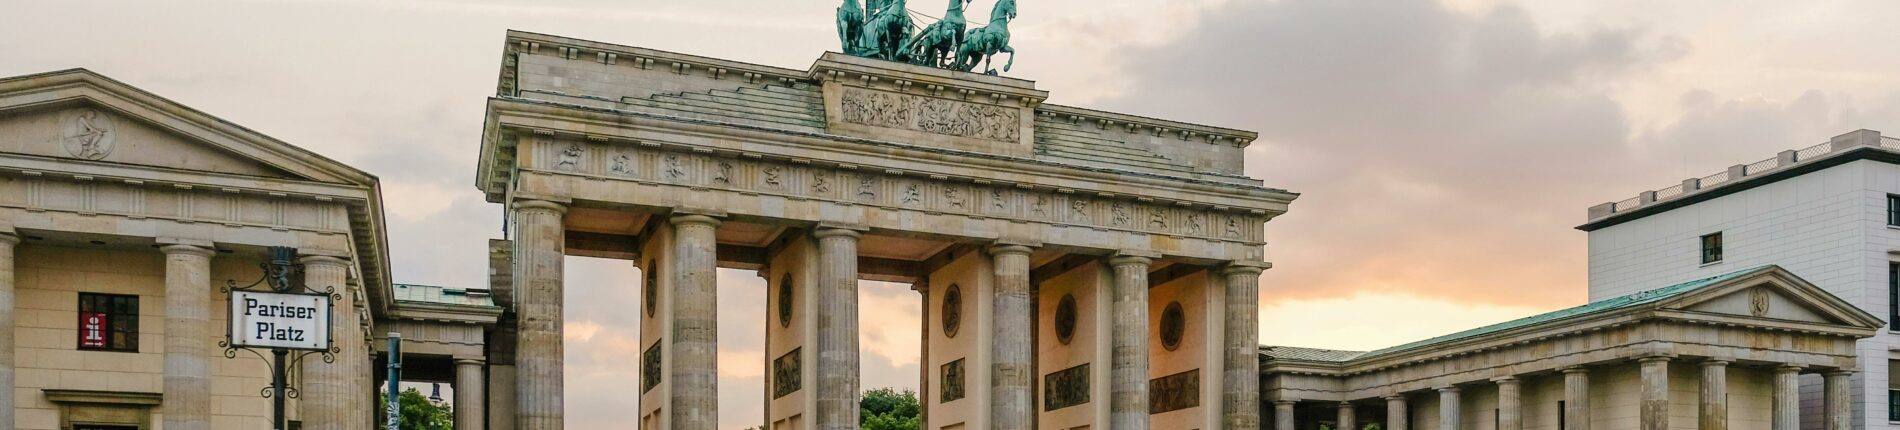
[1586,129,1886,222]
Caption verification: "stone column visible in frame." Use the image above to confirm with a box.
[512,200,567,430]
[812,227,858,430]
[456,358,487,430]
[1108,254,1154,430]
[161,243,215,430]
[299,255,356,430]
[1222,263,1268,430]
[1495,377,1521,430]
[1824,371,1851,430]
[0,232,16,427]
[1699,360,1728,430]
[1638,356,1670,430]
[1437,387,1461,430]
[671,214,723,430]
[1273,400,1296,430]
[1771,366,1799,430]
[1337,402,1356,430]
[1384,396,1407,430]
[1563,367,1589,430]
[988,244,1033,430]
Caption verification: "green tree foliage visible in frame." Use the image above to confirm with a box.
[860,387,921,430]
[373,387,452,430]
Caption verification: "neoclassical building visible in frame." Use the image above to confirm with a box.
[0,30,1891,430]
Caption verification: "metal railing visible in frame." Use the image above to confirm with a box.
[1742,157,1778,175]
[1698,171,1732,188]
[1655,184,1686,200]
[1795,142,1831,162]
[1613,196,1641,212]
[1884,136,1900,150]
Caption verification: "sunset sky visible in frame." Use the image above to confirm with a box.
[5,0,1900,428]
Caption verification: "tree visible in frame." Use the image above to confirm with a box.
[373,387,453,429]
[860,387,921,430]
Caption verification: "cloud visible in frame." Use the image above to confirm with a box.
[1103,0,1688,308]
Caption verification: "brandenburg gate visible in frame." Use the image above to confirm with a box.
[476,30,1295,429]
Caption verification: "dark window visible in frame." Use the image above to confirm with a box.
[1558,401,1566,430]
[1888,194,1900,226]
[77,293,138,352]
[1700,233,1723,265]
[1890,390,1900,421]
[1891,262,1898,330]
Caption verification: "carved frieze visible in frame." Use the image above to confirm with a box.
[526,139,1268,243]
[940,358,966,402]
[839,88,1020,143]
[642,341,662,393]
[772,347,801,399]
[1043,363,1089,411]
[1149,369,1199,414]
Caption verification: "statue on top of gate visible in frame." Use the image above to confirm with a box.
[835,0,1018,76]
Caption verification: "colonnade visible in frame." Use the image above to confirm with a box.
[1272,357,1854,430]
[510,199,1269,430]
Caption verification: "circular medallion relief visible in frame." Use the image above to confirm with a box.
[777,273,794,328]
[1159,301,1185,351]
[644,259,657,317]
[61,108,115,160]
[1054,294,1078,345]
[941,284,963,338]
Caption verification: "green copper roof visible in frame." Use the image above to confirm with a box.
[1263,265,1774,363]
[393,284,498,308]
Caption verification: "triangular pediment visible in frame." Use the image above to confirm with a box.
[0,69,374,187]
[1659,266,1884,330]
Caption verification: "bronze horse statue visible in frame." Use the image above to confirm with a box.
[858,0,913,61]
[954,0,1016,75]
[905,0,970,68]
[837,0,866,56]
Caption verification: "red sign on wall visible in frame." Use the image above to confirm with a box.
[79,311,107,348]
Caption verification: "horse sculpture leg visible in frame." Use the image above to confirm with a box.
[1000,45,1015,72]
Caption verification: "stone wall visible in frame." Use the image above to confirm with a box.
[1035,260,1109,430]
[924,250,992,430]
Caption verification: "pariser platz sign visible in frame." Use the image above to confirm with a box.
[229,290,332,351]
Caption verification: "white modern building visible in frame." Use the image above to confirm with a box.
[1582,129,1900,428]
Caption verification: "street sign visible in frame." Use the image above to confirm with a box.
[229,290,332,351]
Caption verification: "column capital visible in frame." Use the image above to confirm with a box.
[510,199,569,213]
[1636,354,1675,364]
[1823,369,1856,377]
[1560,365,1590,375]
[1774,365,1804,374]
[1699,359,1732,368]
[298,255,351,267]
[986,243,1034,256]
[1490,376,1519,384]
[0,231,20,246]
[812,227,862,240]
[1107,253,1154,267]
[1435,386,1460,393]
[1339,401,1355,407]
[1383,394,1406,401]
[1219,261,1271,276]
[455,358,487,366]
[669,213,723,228]
[1273,399,1298,406]
[159,244,216,258]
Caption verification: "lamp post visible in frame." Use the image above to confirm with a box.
[220,246,338,430]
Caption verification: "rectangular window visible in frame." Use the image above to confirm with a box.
[1558,401,1566,430]
[1700,232,1724,265]
[1891,262,1898,330]
[1890,360,1900,421]
[77,293,138,352]
[1888,194,1900,226]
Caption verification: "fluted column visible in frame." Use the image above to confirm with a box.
[1273,400,1296,430]
[1495,377,1521,430]
[299,255,356,430]
[512,200,567,430]
[1222,263,1268,430]
[1824,371,1851,430]
[1563,367,1589,430]
[456,358,487,430]
[671,214,723,430]
[1384,396,1407,430]
[989,244,1033,430]
[1639,357,1670,430]
[1437,387,1461,430]
[812,227,858,430]
[1699,361,1728,430]
[1109,254,1154,430]
[162,243,215,430]
[1771,366,1799,430]
[1337,402,1356,430]
[0,232,17,427]
[0,232,16,426]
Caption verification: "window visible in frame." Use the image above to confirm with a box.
[77,293,139,352]
[1888,194,1900,226]
[1891,262,1898,330]
[1558,401,1566,430]
[1890,360,1900,421]
[1700,233,1723,265]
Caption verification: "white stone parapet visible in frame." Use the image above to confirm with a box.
[1585,129,1893,224]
